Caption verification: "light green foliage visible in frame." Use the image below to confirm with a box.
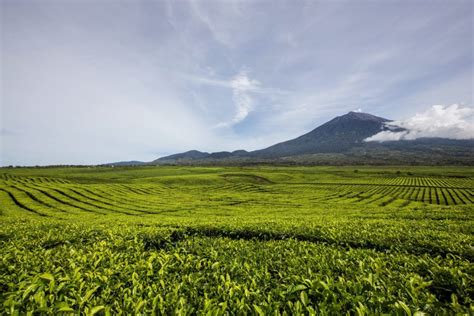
[0,166,473,314]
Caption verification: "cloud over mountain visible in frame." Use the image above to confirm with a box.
[366,104,474,142]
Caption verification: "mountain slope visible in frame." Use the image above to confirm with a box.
[153,111,473,165]
[251,112,391,158]
[157,150,211,162]
[102,160,146,167]
[152,150,250,163]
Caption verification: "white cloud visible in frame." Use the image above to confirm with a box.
[182,70,262,128]
[225,70,260,126]
[366,104,474,141]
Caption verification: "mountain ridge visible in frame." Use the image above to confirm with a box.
[107,111,474,166]
[250,111,392,158]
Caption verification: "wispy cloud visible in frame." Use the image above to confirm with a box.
[183,69,286,128]
[187,0,245,48]
[220,70,260,127]
[366,104,474,141]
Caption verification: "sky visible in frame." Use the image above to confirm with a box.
[1,0,473,166]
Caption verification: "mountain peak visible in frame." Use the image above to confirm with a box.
[252,111,391,157]
[153,110,473,164]
[337,111,389,123]
[157,111,393,161]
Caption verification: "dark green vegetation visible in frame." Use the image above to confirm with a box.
[1,166,473,314]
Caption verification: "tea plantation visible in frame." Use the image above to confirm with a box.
[0,166,473,314]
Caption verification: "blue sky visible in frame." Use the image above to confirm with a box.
[1,0,473,165]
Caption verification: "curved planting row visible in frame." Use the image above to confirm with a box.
[0,174,71,184]
[0,178,214,218]
[313,184,472,207]
[375,176,473,188]
[0,174,472,220]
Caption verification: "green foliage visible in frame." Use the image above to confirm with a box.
[0,166,473,314]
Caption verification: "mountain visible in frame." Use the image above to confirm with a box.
[156,150,211,163]
[151,149,250,164]
[251,112,392,158]
[102,160,146,167]
[152,111,474,165]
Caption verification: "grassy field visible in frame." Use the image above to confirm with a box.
[0,166,473,314]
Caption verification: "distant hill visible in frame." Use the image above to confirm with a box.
[152,150,249,164]
[156,150,211,163]
[123,111,473,166]
[102,160,146,167]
